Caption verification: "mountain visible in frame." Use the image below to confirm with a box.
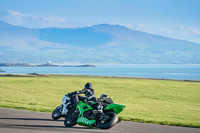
[0,20,200,64]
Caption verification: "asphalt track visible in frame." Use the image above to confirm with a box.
[0,108,199,133]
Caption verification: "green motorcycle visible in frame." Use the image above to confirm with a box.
[64,100,126,129]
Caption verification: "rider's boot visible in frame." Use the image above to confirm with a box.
[62,105,68,115]
[61,95,71,115]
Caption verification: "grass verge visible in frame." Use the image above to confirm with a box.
[0,74,200,127]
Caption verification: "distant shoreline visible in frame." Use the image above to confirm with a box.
[0,73,200,82]
[1,64,200,81]
[0,63,96,67]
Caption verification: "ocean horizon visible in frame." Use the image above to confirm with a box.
[1,64,200,80]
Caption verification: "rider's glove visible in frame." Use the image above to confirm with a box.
[76,91,81,94]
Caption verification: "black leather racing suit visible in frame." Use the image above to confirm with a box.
[70,88,105,111]
[70,88,95,106]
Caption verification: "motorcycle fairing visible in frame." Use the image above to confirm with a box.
[76,101,96,127]
[104,104,126,114]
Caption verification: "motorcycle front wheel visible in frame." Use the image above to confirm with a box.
[97,112,118,129]
[52,105,62,120]
[64,110,79,127]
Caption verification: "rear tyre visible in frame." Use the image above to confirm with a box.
[52,106,62,120]
[97,112,118,129]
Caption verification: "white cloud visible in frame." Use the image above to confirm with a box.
[121,23,134,29]
[158,27,172,34]
[0,10,85,28]
[8,10,25,16]
[179,25,200,35]
[43,16,67,23]
[135,23,152,31]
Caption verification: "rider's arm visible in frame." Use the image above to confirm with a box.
[76,89,85,94]
[90,89,95,97]
[68,89,85,96]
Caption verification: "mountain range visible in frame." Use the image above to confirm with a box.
[0,20,200,64]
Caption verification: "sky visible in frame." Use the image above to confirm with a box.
[0,0,200,43]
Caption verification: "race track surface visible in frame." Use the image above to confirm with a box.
[0,108,199,133]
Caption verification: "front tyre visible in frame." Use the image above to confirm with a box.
[64,110,79,127]
[52,106,62,120]
[97,112,118,129]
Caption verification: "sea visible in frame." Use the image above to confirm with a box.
[1,64,200,80]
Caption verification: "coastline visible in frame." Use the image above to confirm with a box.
[0,73,200,82]
[1,64,200,81]
[0,63,96,67]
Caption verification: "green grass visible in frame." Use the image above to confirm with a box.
[0,75,200,127]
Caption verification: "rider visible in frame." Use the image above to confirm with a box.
[99,93,114,108]
[62,83,102,115]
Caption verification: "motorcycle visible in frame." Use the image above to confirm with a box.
[64,99,126,129]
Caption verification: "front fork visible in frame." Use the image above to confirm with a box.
[58,104,63,113]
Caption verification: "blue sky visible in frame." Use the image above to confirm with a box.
[0,0,200,43]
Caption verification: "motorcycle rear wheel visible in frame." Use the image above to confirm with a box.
[97,112,118,129]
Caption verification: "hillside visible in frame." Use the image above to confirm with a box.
[0,20,200,64]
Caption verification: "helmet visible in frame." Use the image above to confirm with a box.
[84,83,92,90]
[100,94,108,99]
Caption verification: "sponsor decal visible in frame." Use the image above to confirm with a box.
[77,117,95,127]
